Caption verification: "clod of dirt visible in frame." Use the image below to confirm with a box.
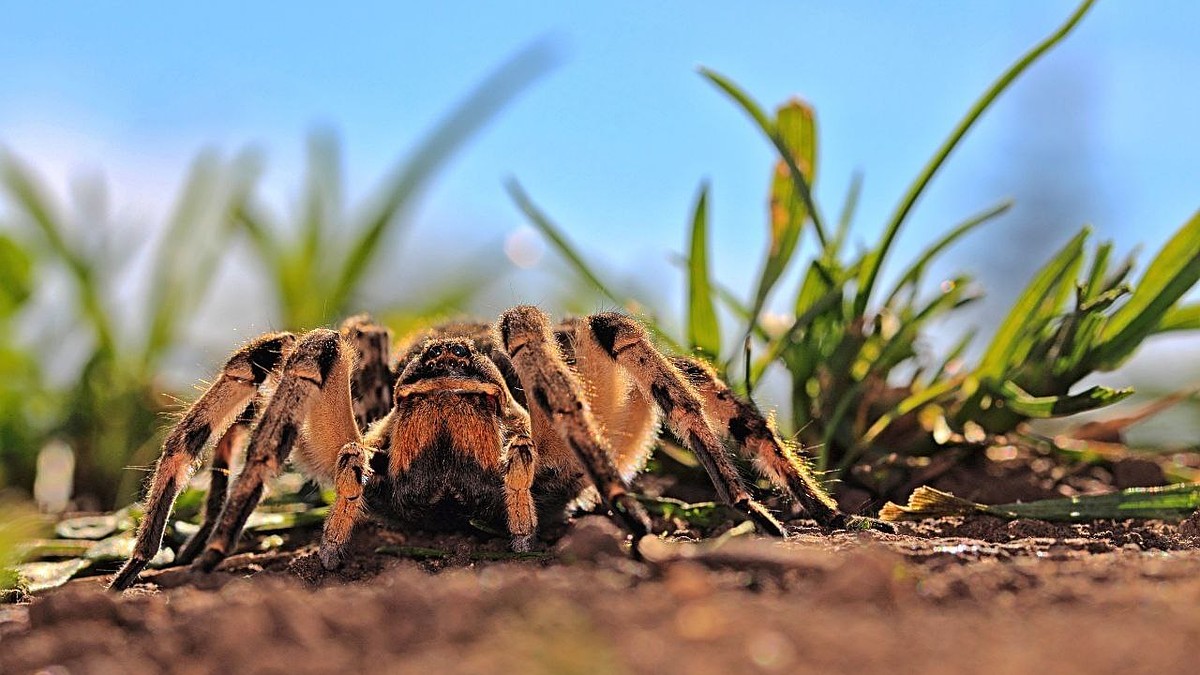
[1111,458,1166,489]
[555,515,625,563]
[1178,510,1200,540]
[287,551,328,586]
[1007,518,1068,539]
[934,515,1015,542]
[815,546,912,606]
[662,561,716,600]
[28,586,119,629]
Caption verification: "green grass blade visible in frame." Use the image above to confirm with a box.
[328,42,558,315]
[860,375,965,447]
[872,277,977,375]
[746,99,819,335]
[380,258,507,335]
[1077,284,1130,314]
[835,172,862,252]
[144,150,228,367]
[636,496,733,528]
[697,68,774,133]
[793,258,841,318]
[0,151,116,356]
[1061,308,1108,377]
[699,69,829,248]
[668,253,758,329]
[885,199,1013,305]
[1094,208,1200,370]
[1156,303,1200,333]
[507,179,624,306]
[999,381,1133,418]
[712,281,755,326]
[854,0,1096,317]
[300,130,342,281]
[749,283,844,386]
[0,234,33,319]
[1080,240,1114,303]
[882,483,1200,523]
[231,199,281,268]
[686,183,721,360]
[507,180,683,351]
[929,328,976,384]
[817,381,867,473]
[238,201,322,330]
[974,227,1089,382]
[1041,234,1087,319]
[1101,248,1138,295]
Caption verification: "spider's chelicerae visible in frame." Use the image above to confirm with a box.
[111,305,856,591]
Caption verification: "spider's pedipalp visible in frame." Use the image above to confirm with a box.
[195,328,356,572]
[319,441,371,570]
[503,434,538,552]
[498,305,652,542]
[109,332,295,591]
[584,313,788,537]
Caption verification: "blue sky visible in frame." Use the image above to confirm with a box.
[2,2,1198,400]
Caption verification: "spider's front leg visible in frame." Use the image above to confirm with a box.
[194,328,360,572]
[109,333,295,591]
[176,400,258,565]
[497,306,652,544]
[585,313,788,537]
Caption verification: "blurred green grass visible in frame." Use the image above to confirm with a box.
[0,43,556,508]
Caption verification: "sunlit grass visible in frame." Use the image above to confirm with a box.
[511,0,1200,498]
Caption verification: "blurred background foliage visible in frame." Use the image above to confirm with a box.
[0,46,555,508]
[0,0,1196,515]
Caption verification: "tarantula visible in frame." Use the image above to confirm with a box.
[110,306,852,591]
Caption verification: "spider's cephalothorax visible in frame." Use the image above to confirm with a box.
[110,306,852,591]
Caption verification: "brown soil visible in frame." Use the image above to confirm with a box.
[2,510,1199,675]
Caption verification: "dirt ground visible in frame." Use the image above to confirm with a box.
[2,508,1199,675]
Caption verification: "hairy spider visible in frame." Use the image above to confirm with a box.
[110,306,852,590]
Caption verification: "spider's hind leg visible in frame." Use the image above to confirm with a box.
[109,332,295,591]
[175,399,258,565]
[497,306,652,544]
[669,356,850,528]
[584,313,787,537]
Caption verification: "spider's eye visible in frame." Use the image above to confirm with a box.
[428,345,443,358]
[450,344,469,358]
